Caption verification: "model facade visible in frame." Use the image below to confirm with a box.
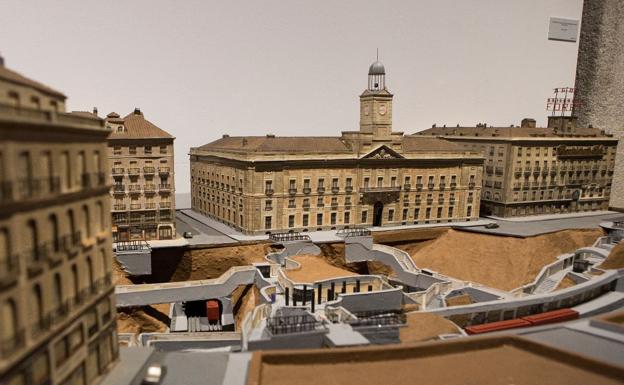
[0,58,118,385]
[417,116,618,217]
[106,110,176,241]
[190,62,484,234]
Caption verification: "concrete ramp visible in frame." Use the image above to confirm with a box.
[116,266,260,307]
[268,239,321,265]
[344,236,445,289]
[114,241,152,275]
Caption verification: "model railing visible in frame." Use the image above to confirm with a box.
[336,227,371,238]
[266,314,324,335]
[349,310,406,328]
[116,240,151,253]
[269,232,311,242]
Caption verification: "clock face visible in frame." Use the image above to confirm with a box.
[379,104,387,115]
[363,105,370,116]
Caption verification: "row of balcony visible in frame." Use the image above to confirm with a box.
[112,184,172,195]
[270,182,469,196]
[111,166,170,176]
[0,172,107,205]
[27,273,112,341]
[112,202,172,211]
[112,212,174,226]
[0,231,82,286]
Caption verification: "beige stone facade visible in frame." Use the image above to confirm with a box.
[0,60,118,384]
[190,62,483,234]
[417,116,618,218]
[106,110,175,241]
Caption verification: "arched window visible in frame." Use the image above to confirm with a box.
[96,201,104,232]
[53,273,63,316]
[49,214,59,253]
[1,299,18,346]
[71,264,80,300]
[27,219,39,261]
[100,247,108,279]
[31,284,44,330]
[82,205,90,239]
[0,228,11,271]
[86,257,94,293]
[68,209,76,241]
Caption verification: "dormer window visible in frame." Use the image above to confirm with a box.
[116,126,124,132]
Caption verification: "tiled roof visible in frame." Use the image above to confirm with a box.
[415,125,608,138]
[0,65,66,98]
[402,136,466,152]
[108,110,173,139]
[198,136,352,153]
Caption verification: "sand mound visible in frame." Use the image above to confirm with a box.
[169,243,271,281]
[399,228,603,291]
[117,305,169,334]
[317,243,395,276]
[399,312,460,343]
[556,275,578,290]
[373,227,448,244]
[232,285,262,331]
[599,242,624,270]
[286,254,357,283]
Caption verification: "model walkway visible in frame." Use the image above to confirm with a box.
[115,266,263,307]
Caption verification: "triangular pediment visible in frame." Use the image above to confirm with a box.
[362,145,404,159]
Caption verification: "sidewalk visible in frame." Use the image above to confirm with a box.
[486,210,620,223]
[179,209,494,244]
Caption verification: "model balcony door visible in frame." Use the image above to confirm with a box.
[373,201,383,227]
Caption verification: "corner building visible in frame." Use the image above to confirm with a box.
[0,58,117,385]
[106,109,176,241]
[416,116,618,218]
[190,62,484,234]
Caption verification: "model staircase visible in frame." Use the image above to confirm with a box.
[533,270,568,294]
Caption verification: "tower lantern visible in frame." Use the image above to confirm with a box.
[368,60,386,90]
[360,55,393,137]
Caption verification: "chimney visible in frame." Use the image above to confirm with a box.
[0,53,4,67]
[266,134,275,138]
[547,116,577,132]
[133,107,142,115]
[222,134,229,138]
[92,107,98,116]
[521,118,536,128]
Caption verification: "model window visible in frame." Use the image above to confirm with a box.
[264,216,272,229]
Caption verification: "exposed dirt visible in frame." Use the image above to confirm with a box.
[600,242,624,270]
[373,227,449,244]
[117,305,169,334]
[286,254,357,283]
[555,275,578,290]
[445,294,473,307]
[168,243,271,282]
[397,228,603,291]
[317,242,395,276]
[399,312,461,343]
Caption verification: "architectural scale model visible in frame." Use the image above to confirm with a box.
[417,116,617,218]
[106,110,176,241]
[0,58,118,385]
[190,62,484,234]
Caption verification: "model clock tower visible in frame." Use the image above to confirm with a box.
[359,59,393,138]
